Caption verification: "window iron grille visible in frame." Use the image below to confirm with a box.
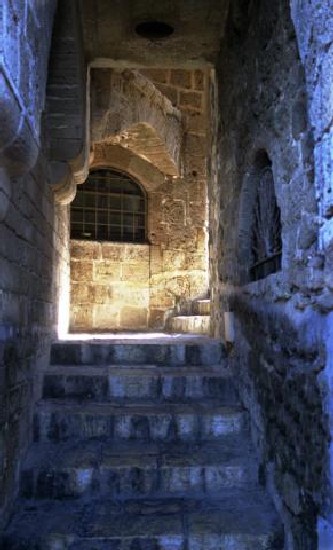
[70,169,147,243]
[250,165,282,281]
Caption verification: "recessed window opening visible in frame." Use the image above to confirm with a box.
[250,152,282,281]
[70,169,147,243]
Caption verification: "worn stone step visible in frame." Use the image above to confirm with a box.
[42,365,238,404]
[169,316,210,335]
[20,438,258,499]
[50,341,224,367]
[2,493,284,549]
[193,299,210,315]
[34,401,248,443]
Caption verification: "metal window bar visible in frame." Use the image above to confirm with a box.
[70,170,147,243]
[249,165,282,282]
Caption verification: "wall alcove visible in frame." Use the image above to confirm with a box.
[238,150,282,283]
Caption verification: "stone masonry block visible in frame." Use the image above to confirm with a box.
[70,261,93,282]
[141,69,169,84]
[179,91,202,110]
[120,307,148,328]
[70,306,93,329]
[101,244,123,261]
[112,287,149,307]
[124,245,149,262]
[94,262,122,282]
[70,241,101,260]
[93,305,119,329]
[170,69,192,89]
[194,70,205,91]
[121,264,149,282]
[185,112,206,134]
[70,284,93,304]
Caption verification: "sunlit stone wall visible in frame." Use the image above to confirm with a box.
[70,242,150,331]
[70,68,209,332]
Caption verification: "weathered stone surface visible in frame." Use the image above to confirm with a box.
[208,0,333,546]
[170,316,210,335]
[70,243,150,331]
[76,63,210,332]
[2,0,333,546]
[91,69,181,176]
[2,338,282,548]
[50,341,226,367]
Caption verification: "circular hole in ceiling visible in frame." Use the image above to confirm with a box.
[135,20,174,40]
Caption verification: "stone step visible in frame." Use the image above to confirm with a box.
[193,299,210,315]
[50,340,223,367]
[20,438,258,500]
[42,365,238,404]
[2,493,284,549]
[169,316,210,335]
[34,401,248,443]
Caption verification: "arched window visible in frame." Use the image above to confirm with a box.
[250,152,282,281]
[70,169,147,243]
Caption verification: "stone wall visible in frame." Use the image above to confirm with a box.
[70,67,209,332]
[290,3,333,543]
[141,69,209,327]
[70,242,149,331]
[210,0,332,547]
[0,0,70,527]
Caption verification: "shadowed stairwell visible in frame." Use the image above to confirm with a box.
[1,0,333,547]
[2,335,283,549]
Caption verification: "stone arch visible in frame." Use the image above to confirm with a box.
[91,143,165,193]
[238,149,282,283]
[89,142,167,243]
[91,68,181,177]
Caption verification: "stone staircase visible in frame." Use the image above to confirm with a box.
[2,337,283,549]
[169,299,211,335]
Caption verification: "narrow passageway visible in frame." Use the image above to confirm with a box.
[1,0,333,548]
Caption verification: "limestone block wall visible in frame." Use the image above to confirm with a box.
[210,0,331,546]
[70,242,149,331]
[0,158,61,527]
[147,176,208,328]
[70,67,209,332]
[144,69,209,327]
[0,0,70,528]
[69,164,207,331]
[91,69,181,176]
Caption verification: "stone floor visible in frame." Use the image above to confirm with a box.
[60,333,215,343]
[1,334,284,549]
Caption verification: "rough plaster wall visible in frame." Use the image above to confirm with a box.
[0,0,71,526]
[210,0,331,547]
